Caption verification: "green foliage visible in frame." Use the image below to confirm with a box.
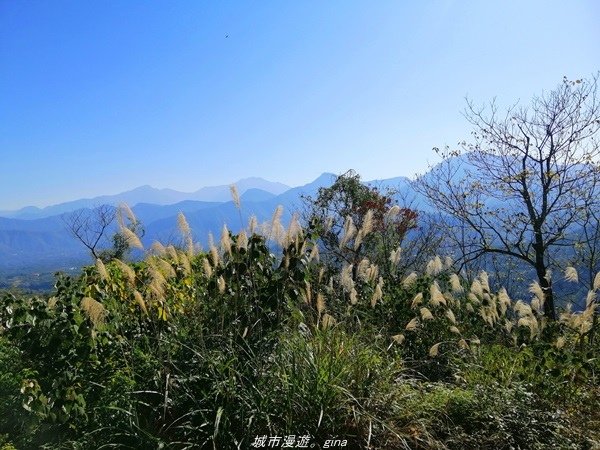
[1,210,599,448]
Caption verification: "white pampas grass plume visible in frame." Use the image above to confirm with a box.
[339,216,357,249]
[179,251,192,276]
[122,226,143,250]
[157,259,176,279]
[403,272,418,288]
[340,264,354,293]
[467,293,481,305]
[353,230,364,251]
[114,259,136,284]
[133,291,148,315]
[465,303,475,313]
[286,213,303,245]
[248,215,258,235]
[586,290,596,308]
[498,288,511,315]
[405,317,419,331]
[429,342,441,357]
[449,326,460,334]
[166,245,179,264]
[444,256,453,269]
[458,339,469,350]
[236,230,248,251]
[360,209,374,236]
[47,297,58,309]
[303,281,312,304]
[449,273,463,293]
[150,241,166,256]
[220,224,232,255]
[594,272,600,291]
[202,257,213,278]
[420,307,434,321]
[411,292,423,309]
[229,184,240,209]
[350,288,358,305]
[208,233,220,267]
[391,333,405,344]
[80,297,106,327]
[445,308,456,324]
[470,279,483,298]
[371,277,384,308]
[217,276,226,294]
[118,203,137,227]
[95,259,108,281]
[555,336,566,349]
[430,281,446,306]
[514,300,533,317]
[321,313,336,329]
[426,256,443,276]
[529,281,544,303]
[357,258,371,282]
[177,212,191,238]
[318,267,325,284]
[389,247,402,266]
[384,205,400,225]
[316,292,326,314]
[564,266,578,283]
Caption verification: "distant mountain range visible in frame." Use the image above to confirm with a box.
[3,172,407,288]
[0,177,291,220]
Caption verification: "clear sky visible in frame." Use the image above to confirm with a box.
[1,1,599,210]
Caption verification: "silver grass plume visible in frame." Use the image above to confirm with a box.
[80,297,106,327]
[230,184,241,210]
[420,307,434,320]
[402,272,418,288]
[122,226,143,250]
[411,292,424,309]
[594,272,600,291]
[208,233,220,267]
[150,241,166,256]
[449,273,463,293]
[166,245,179,264]
[221,224,232,255]
[95,258,108,281]
[133,291,148,315]
[371,277,384,308]
[384,205,400,225]
[217,276,226,294]
[426,256,443,276]
[564,266,579,283]
[236,230,248,251]
[339,216,357,249]
[405,317,419,331]
[249,215,258,235]
[114,259,136,285]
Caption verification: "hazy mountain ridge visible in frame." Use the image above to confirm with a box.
[0,170,423,289]
[1,177,291,220]
[0,174,340,281]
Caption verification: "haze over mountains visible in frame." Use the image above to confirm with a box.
[0,177,291,220]
[2,172,416,289]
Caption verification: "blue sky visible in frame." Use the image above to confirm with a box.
[1,1,599,210]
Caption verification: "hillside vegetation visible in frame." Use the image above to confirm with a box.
[1,197,599,449]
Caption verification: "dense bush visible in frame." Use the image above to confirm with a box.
[0,206,598,449]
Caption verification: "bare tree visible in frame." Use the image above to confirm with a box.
[63,204,144,262]
[414,75,600,320]
[64,205,117,260]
